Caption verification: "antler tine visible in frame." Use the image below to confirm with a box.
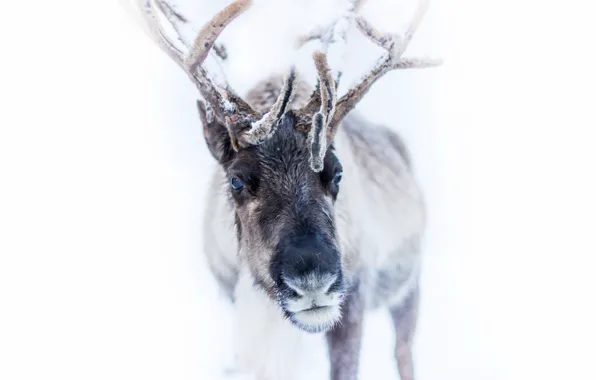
[125,0,248,118]
[128,0,256,121]
[313,52,337,124]
[130,0,185,69]
[152,0,191,46]
[241,66,298,146]
[183,0,250,75]
[297,0,362,171]
[327,0,443,140]
[308,51,337,172]
[125,0,301,150]
[295,0,362,153]
[182,0,261,123]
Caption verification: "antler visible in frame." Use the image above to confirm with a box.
[124,0,297,150]
[329,0,442,137]
[307,52,337,171]
[298,0,442,171]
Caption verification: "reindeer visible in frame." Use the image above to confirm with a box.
[123,0,441,379]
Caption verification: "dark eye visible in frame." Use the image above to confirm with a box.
[230,176,245,191]
[333,171,343,185]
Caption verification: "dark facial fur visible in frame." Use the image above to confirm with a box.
[205,110,346,332]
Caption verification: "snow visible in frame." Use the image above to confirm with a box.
[1,0,596,380]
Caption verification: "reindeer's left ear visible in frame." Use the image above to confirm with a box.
[197,100,235,164]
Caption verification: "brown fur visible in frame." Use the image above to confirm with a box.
[245,72,313,113]
[123,0,434,377]
[202,75,425,379]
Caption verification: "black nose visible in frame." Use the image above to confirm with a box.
[271,233,342,295]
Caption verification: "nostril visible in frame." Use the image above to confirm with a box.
[282,275,306,298]
[282,272,340,297]
[318,273,339,294]
[325,276,343,295]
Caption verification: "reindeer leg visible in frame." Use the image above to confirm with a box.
[389,287,420,380]
[326,284,365,380]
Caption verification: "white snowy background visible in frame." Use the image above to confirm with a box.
[1,0,595,379]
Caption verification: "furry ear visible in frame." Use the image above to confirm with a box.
[197,100,235,164]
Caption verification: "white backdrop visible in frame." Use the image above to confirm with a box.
[1,0,595,379]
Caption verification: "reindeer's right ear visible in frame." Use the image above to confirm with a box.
[197,100,235,164]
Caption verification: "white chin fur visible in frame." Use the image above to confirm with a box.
[290,305,342,333]
[233,269,331,380]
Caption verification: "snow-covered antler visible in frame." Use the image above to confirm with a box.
[328,0,442,138]
[297,0,442,171]
[307,52,337,171]
[122,0,297,150]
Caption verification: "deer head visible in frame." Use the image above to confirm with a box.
[123,0,440,333]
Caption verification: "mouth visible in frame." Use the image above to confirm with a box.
[285,304,342,333]
[304,305,328,311]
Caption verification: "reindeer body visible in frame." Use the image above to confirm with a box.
[202,76,426,379]
[122,1,439,378]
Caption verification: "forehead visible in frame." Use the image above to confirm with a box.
[235,113,312,176]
